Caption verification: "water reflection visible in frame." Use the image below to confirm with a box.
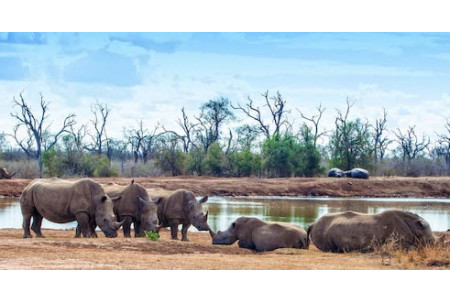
[1,197,449,232]
[205,196,450,232]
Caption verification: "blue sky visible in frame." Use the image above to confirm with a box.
[1,32,450,146]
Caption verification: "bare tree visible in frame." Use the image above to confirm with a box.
[69,123,88,152]
[126,120,160,164]
[177,107,198,152]
[126,120,147,163]
[433,118,450,169]
[372,108,392,163]
[231,90,290,138]
[297,103,327,147]
[162,107,198,153]
[85,100,111,155]
[394,125,430,161]
[10,92,75,178]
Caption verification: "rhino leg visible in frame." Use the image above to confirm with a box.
[134,221,145,237]
[31,213,45,238]
[181,224,190,242]
[22,214,33,238]
[169,220,180,240]
[89,220,98,238]
[75,225,81,238]
[121,216,133,238]
[76,212,94,238]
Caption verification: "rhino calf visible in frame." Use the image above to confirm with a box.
[212,217,308,252]
[20,178,123,238]
[155,189,209,241]
[307,210,435,253]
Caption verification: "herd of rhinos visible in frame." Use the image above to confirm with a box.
[19,176,439,253]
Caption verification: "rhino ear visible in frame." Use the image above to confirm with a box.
[199,196,208,203]
[416,221,426,229]
[137,196,146,210]
[154,197,163,205]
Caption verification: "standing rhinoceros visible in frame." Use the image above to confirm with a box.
[75,180,159,238]
[20,178,123,238]
[307,209,435,252]
[155,189,209,241]
[211,217,308,252]
[104,180,159,237]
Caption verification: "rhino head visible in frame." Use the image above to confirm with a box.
[212,221,238,245]
[95,195,124,238]
[137,196,159,233]
[186,196,210,231]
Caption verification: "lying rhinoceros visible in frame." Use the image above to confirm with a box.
[307,210,435,252]
[75,180,159,238]
[327,168,345,178]
[155,189,209,241]
[20,178,123,238]
[0,167,15,179]
[344,168,369,179]
[211,217,308,252]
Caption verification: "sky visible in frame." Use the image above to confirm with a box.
[2,32,450,147]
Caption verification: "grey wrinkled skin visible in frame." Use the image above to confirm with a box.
[212,217,308,252]
[76,181,159,238]
[155,189,209,241]
[307,209,435,253]
[20,178,123,238]
[105,181,158,237]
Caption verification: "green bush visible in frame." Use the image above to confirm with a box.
[186,147,206,176]
[203,142,225,176]
[42,148,66,177]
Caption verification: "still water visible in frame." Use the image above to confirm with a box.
[1,196,449,232]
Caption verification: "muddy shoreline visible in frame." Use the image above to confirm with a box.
[2,176,450,198]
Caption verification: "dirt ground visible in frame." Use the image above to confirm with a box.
[0,176,449,270]
[0,228,447,270]
[3,175,450,198]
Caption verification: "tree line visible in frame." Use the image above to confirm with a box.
[1,91,450,179]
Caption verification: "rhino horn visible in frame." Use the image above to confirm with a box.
[208,228,216,238]
[114,219,125,230]
[204,210,209,221]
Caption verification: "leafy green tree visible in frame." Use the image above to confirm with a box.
[196,97,235,152]
[329,100,374,170]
